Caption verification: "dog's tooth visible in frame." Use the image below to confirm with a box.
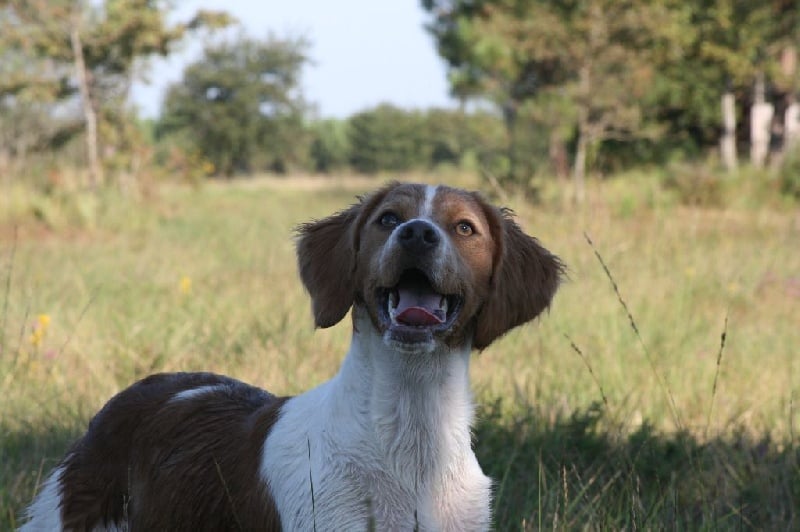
[440,296,448,314]
[388,291,398,322]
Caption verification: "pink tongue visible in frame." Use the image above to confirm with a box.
[396,307,443,326]
[394,287,445,326]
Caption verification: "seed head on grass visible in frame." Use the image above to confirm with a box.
[703,314,729,440]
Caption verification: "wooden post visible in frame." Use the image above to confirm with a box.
[720,87,737,172]
[786,102,800,149]
[750,72,774,169]
[782,46,799,155]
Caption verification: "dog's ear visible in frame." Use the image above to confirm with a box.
[296,184,397,328]
[473,206,564,350]
[296,205,360,328]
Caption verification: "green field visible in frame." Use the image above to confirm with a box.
[1,175,798,529]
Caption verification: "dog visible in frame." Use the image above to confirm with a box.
[21,182,563,531]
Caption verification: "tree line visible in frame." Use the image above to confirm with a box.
[153,35,512,180]
[1,0,799,197]
[422,0,800,192]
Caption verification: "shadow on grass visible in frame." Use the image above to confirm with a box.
[0,422,82,529]
[475,400,799,530]
[3,403,798,531]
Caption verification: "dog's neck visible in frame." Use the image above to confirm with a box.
[332,308,476,486]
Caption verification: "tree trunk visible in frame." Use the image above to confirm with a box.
[785,101,800,149]
[501,100,518,186]
[572,128,587,204]
[572,62,590,204]
[750,72,773,169]
[548,130,569,180]
[781,46,799,155]
[70,26,102,189]
[720,89,737,171]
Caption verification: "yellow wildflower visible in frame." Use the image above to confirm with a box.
[179,275,193,295]
[37,314,51,329]
[29,314,50,348]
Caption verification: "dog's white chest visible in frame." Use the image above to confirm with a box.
[259,349,492,531]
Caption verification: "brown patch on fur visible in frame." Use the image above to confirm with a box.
[473,206,564,350]
[58,372,288,531]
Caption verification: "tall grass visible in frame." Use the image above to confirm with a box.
[1,174,798,529]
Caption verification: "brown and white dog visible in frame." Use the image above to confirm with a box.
[21,182,563,531]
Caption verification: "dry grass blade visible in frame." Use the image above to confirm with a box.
[583,231,682,431]
[0,227,17,361]
[564,333,608,407]
[704,314,729,439]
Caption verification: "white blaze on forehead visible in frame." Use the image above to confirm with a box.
[422,185,439,219]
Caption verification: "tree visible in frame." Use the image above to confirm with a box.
[157,35,310,176]
[557,1,683,197]
[422,0,683,194]
[0,0,232,186]
[629,0,799,168]
[309,119,351,173]
[348,104,425,173]
[423,0,570,185]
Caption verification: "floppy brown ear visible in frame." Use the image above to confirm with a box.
[474,208,564,350]
[295,184,398,328]
[296,204,362,328]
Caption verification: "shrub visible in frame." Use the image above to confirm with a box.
[777,147,800,200]
[309,119,351,173]
[662,163,725,207]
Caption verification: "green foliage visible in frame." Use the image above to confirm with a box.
[309,119,351,173]
[157,35,310,176]
[348,104,425,173]
[778,147,800,200]
[662,162,726,207]
[0,0,233,183]
[422,0,800,177]
[423,108,511,175]
[476,400,799,529]
[342,105,511,176]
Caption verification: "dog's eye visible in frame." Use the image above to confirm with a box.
[379,212,400,228]
[455,221,474,236]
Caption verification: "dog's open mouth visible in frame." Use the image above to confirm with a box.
[377,269,462,343]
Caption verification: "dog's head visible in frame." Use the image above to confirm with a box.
[296,182,563,351]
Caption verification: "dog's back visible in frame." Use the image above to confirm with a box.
[22,372,286,531]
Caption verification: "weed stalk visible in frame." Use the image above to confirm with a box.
[584,232,682,431]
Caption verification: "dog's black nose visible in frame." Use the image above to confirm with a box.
[398,220,440,254]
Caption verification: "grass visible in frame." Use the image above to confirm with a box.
[1,173,798,529]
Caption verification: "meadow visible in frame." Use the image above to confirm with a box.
[1,173,798,529]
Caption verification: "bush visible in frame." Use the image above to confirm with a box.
[777,147,800,200]
[348,104,425,173]
[662,163,725,207]
[309,119,351,173]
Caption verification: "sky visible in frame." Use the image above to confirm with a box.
[129,0,455,119]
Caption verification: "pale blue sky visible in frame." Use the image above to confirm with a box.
[130,0,454,118]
